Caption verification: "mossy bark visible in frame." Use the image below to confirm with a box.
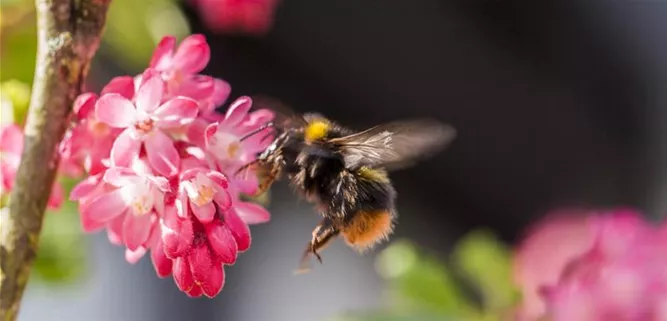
[0,1,111,320]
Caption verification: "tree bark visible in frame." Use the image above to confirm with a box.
[0,0,111,320]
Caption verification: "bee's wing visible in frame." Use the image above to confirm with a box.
[329,119,456,170]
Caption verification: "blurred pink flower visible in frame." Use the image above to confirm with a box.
[515,208,667,321]
[191,0,280,35]
[513,209,595,320]
[1,124,63,209]
[95,70,199,177]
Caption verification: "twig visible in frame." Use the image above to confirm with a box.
[0,0,112,320]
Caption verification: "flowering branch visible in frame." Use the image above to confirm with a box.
[0,0,111,320]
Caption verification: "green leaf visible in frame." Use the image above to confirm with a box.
[451,229,519,312]
[101,0,190,70]
[328,311,455,321]
[32,177,88,284]
[1,79,31,124]
[375,240,479,317]
[0,17,37,84]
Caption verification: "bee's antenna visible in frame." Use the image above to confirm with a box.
[239,122,274,142]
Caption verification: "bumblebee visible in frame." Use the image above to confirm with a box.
[236,102,456,272]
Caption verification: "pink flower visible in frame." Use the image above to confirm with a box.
[204,96,274,195]
[66,33,273,298]
[192,0,281,35]
[95,70,199,177]
[78,164,169,250]
[162,203,250,298]
[60,92,120,176]
[148,35,230,119]
[1,124,63,209]
[516,208,667,321]
[513,210,595,320]
[177,168,231,223]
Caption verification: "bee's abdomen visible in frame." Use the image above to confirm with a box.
[340,209,395,251]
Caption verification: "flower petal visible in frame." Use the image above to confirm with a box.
[101,76,136,99]
[69,173,102,201]
[204,260,224,298]
[213,190,232,210]
[206,222,238,264]
[235,201,271,225]
[149,35,176,70]
[188,244,212,284]
[106,214,125,245]
[145,130,180,177]
[172,34,210,74]
[81,188,129,231]
[95,94,137,128]
[206,170,229,188]
[173,257,194,292]
[122,212,154,251]
[0,124,24,155]
[186,284,203,298]
[103,166,140,187]
[135,72,164,113]
[203,122,218,148]
[211,78,231,106]
[223,96,252,127]
[222,208,251,252]
[73,93,98,119]
[153,97,199,128]
[190,201,215,224]
[151,238,173,278]
[47,182,64,210]
[125,246,147,264]
[161,212,194,259]
[110,129,142,168]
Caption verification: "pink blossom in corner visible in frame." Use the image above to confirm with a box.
[95,69,199,177]
[516,209,667,321]
[1,124,63,209]
[192,0,281,36]
[512,209,595,320]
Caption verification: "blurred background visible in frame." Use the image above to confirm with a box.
[3,0,667,320]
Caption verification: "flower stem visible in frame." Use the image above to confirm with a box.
[0,1,111,320]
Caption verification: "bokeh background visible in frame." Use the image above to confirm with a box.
[3,0,667,320]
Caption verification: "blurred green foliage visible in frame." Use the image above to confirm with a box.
[1,0,190,82]
[102,0,190,70]
[33,177,88,284]
[335,231,520,321]
[1,78,89,284]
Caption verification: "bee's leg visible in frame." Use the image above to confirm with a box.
[255,164,281,196]
[296,218,339,273]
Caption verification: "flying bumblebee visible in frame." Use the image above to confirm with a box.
[235,99,456,272]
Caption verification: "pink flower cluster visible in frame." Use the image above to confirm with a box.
[190,0,280,35]
[0,35,274,298]
[514,209,667,321]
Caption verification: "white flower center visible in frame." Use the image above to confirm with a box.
[184,173,216,206]
[122,180,155,216]
[210,132,243,161]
